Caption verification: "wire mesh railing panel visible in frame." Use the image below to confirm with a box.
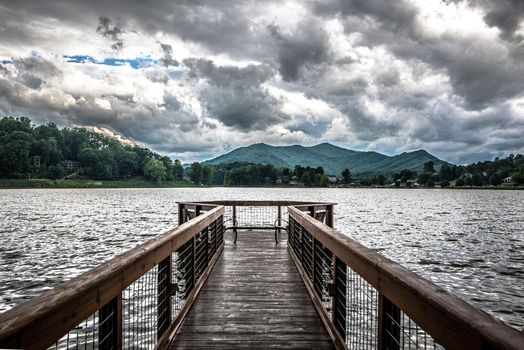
[208,220,217,257]
[216,216,224,244]
[123,268,158,350]
[289,218,303,271]
[288,216,296,250]
[382,302,445,350]
[346,267,378,349]
[313,239,334,317]
[301,229,314,280]
[194,229,209,280]
[334,258,348,341]
[157,258,171,340]
[223,206,233,225]
[50,312,99,349]
[173,240,194,305]
[280,206,288,224]
[235,206,279,227]
[171,251,184,318]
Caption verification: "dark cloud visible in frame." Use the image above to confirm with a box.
[313,0,418,34]
[311,0,524,109]
[0,0,523,162]
[288,120,330,137]
[96,16,124,51]
[0,57,205,155]
[0,0,274,60]
[268,19,331,81]
[159,44,179,67]
[481,0,524,40]
[184,58,287,131]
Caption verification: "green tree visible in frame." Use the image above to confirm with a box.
[440,180,450,188]
[418,172,430,185]
[116,151,139,179]
[47,164,66,179]
[189,162,203,184]
[376,174,386,186]
[294,165,304,179]
[301,172,312,187]
[439,164,454,181]
[0,131,35,175]
[173,160,184,180]
[455,178,465,187]
[400,169,415,182]
[314,173,323,186]
[341,168,351,184]
[472,173,482,186]
[423,161,435,173]
[489,173,502,186]
[143,157,167,183]
[201,164,213,185]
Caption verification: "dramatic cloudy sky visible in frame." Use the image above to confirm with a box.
[1,0,523,163]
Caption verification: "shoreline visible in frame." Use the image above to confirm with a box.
[0,179,198,189]
[0,179,522,190]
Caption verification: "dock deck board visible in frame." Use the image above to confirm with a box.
[169,230,335,349]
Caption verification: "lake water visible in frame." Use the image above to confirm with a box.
[0,188,523,331]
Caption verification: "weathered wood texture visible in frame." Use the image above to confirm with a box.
[0,206,224,349]
[169,230,335,349]
[288,206,524,350]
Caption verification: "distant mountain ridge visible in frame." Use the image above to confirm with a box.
[206,143,450,176]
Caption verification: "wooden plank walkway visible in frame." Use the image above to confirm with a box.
[169,230,335,349]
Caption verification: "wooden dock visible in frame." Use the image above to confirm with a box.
[1,201,523,350]
[169,230,335,349]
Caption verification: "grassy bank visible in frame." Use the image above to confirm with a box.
[0,179,199,189]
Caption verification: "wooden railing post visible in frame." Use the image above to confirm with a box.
[308,206,315,218]
[157,256,172,340]
[178,203,185,225]
[99,294,122,350]
[378,294,401,350]
[326,205,334,228]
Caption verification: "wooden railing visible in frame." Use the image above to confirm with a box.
[0,205,225,349]
[178,201,335,243]
[287,206,524,350]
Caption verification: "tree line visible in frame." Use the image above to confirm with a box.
[2,117,523,187]
[360,156,524,187]
[0,117,184,182]
[188,162,333,186]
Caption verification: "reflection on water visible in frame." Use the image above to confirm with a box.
[0,188,523,330]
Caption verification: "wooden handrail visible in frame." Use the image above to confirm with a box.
[288,206,524,350]
[0,206,224,349]
[183,200,336,206]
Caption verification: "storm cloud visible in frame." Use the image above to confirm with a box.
[96,16,125,51]
[0,0,523,163]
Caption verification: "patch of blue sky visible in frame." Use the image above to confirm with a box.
[1,60,12,64]
[168,70,183,79]
[64,55,159,69]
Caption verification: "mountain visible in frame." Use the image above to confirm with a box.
[206,143,450,176]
